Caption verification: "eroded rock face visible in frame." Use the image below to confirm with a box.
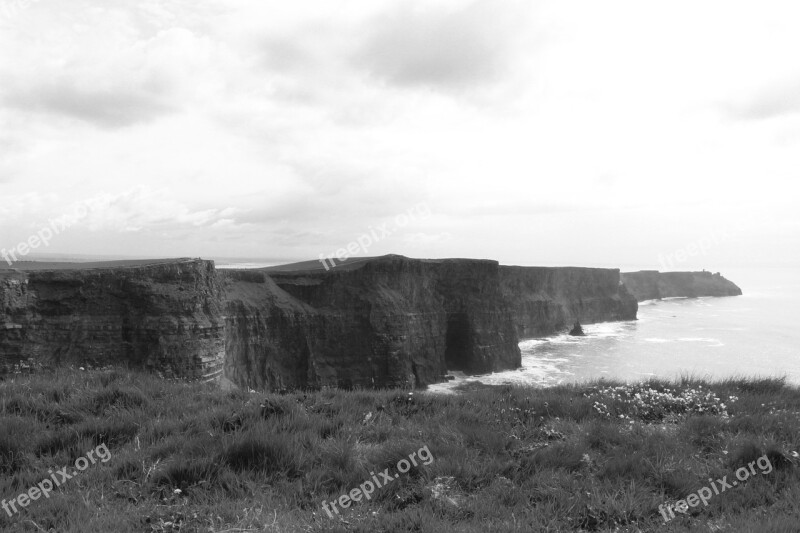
[227,256,521,390]
[621,271,743,301]
[222,257,646,390]
[4,256,701,391]
[0,260,225,379]
[427,259,520,374]
[221,269,316,391]
[0,271,28,361]
[499,266,638,338]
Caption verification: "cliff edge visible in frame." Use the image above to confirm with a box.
[0,259,225,380]
[620,270,743,301]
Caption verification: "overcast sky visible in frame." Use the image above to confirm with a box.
[1,0,798,269]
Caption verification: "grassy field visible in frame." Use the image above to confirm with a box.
[1,370,799,532]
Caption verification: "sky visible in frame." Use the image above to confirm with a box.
[1,0,799,270]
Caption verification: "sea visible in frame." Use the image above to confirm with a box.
[430,266,800,392]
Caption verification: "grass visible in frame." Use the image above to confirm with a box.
[1,369,800,532]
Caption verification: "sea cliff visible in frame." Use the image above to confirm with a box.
[224,256,520,390]
[499,266,638,338]
[621,270,743,301]
[0,260,225,380]
[3,256,739,391]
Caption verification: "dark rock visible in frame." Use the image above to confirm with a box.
[0,260,224,380]
[569,322,585,336]
[5,255,739,392]
[498,266,638,339]
[229,255,521,390]
[621,270,742,301]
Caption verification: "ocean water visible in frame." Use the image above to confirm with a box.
[429,266,800,392]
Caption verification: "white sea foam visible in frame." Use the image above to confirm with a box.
[518,339,549,350]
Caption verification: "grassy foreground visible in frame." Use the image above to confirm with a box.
[1,370,800,532]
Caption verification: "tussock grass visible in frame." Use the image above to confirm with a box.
[0,369,799,532]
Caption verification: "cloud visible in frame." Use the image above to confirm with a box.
[261,36,315,74]
[1,1,797,266]
[0,192,55,223]
[0,188,244,234]
[351,0,530,90]
[80,188,239,232]
[728,79,800,121]
[4,83,175,129]
[0,27,218,128]
[404,232,453,245]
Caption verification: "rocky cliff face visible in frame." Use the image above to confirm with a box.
[0,260,225,380]
[223,257,644,390]
[0,271,29,361]
[3,256,674,391]
[621,271,743,301]
[423,259,520,374]
[499,266,638,338]
[221,269,317,391]
[224,256,520,391]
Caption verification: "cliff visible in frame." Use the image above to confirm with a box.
[620,270,743,301]
[223,257,644,389]
[0,259,225,380]
[499,266,638,338]
[2,255,671,391]
[224,255,520,390]
[221,269,319,391]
